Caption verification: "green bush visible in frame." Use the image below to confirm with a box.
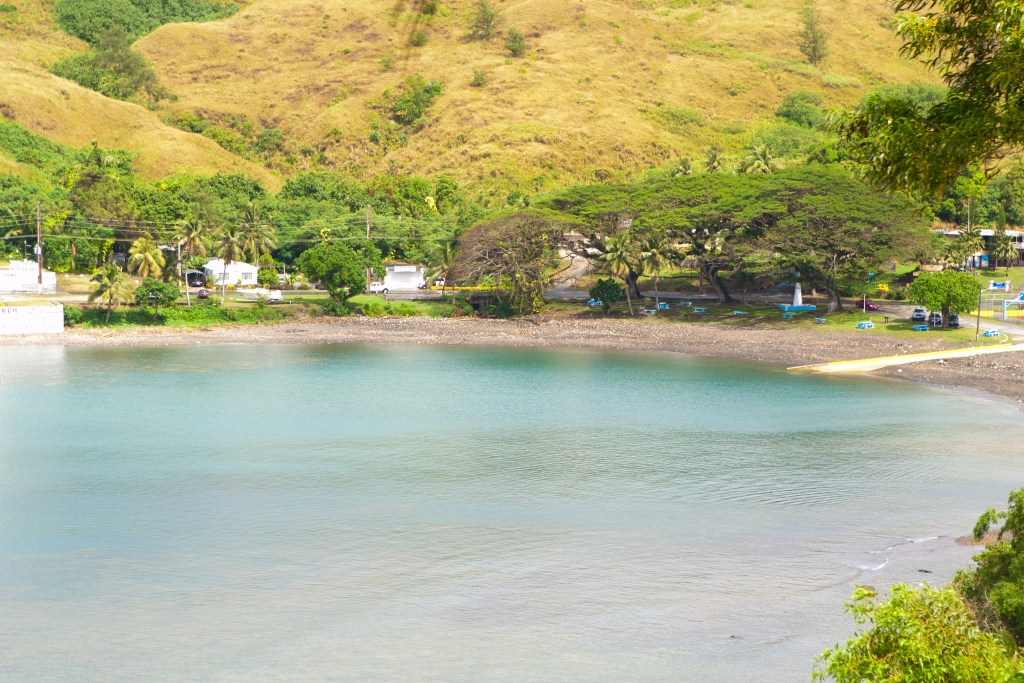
[386,301,418,316]
[776,90,824,129]
[505,27,527,57]
[751,122,823,158]
[53,0,237,44]
[411,30,427,46]
[362,300,386,317]
[392,75,443,126]
[63,305,83,327]
[470,68,487,87]
[469,0,500,40]
[49,28,165,102]
[588,278,625,313]
[75,302,283,327]
[0,3,17,11]
[380,54,395,71]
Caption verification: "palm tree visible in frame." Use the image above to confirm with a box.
[174,218,209,307]
[740,145,778,174]
[425,241,459,303]
[603,233,639,315]
[238,202,276,264]
[992,227,1018,275]
[957,226,985,273]
[704,145,726,173]
[128,233,165,279]
[641,233,670,309]
[214,224,244,305]
[88,263,134,323]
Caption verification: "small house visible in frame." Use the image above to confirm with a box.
[203,259,259,287]
[0,260,57,294]
[382,263,426,291]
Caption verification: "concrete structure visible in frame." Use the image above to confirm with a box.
[0,305,64,334]
[0,260,57,294]
[203,259,258,287]
[382,263,427,291]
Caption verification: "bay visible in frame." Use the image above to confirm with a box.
[0,344,1021,682]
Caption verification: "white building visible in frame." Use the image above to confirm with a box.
[0,260,57,294]
[382,263,426,291]
[203,259,259,287]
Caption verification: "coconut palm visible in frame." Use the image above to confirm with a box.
[174,218,209,307]
[992,228,1018,274]
[128,233,165,279]
[740,145,778,174]
[88,263,135,323]
[214,224,244,305]
[641,233,671,309]
[957,226,985,272]
[602,233,639,315]
[238,202,276,264]
[425,241,459,303]
[704,145,726,173]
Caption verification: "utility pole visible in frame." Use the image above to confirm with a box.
[179,243,190,308]
[35,202,42,295]
[976,286,983,343]
[365,205,372,295]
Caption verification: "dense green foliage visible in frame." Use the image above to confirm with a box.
[65,302,283,327]
[391,75,443,126]
[833,0,1024,195]
[134,277,180,318]
[907,270,979,326]
[541,166,932,306]
[776,91,825,129]
[814,584,1015,683]
[588,278,624,313]
[54,0,237,44]
[294,241,382,312]
[959,488,1024,642]
[49,28,164,102]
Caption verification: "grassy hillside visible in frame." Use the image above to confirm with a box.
[0,0,280,186]
[1,0,936,195]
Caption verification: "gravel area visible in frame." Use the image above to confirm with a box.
[4,316,1023,403]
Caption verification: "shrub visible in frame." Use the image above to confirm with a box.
[589,278,625,313]
[49,28,166,102]
[63,305,83,327]
[776,90,824,129]
[411,30,427,46]
[469,0,500,40]
[392,74,443,125]
[362,300,386,316]
[471,68,487,87]
[420,0,437,14]
[0,3,17,11]
[751,122,823,158]
[505,27,528,57]
[53,0,237,45]
[380,54,395,71]
[386,301,418,316]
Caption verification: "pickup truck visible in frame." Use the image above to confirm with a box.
[369,282,388,294]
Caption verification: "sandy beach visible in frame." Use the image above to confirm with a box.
[6,316,1024,403]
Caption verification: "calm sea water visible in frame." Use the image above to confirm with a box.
[1,344,1022,682]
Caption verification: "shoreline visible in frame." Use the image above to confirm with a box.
[6,316,1024,403]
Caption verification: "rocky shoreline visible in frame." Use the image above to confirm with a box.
[6,316,1024,404]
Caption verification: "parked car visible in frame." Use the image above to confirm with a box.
[928,311,943,326]
[911,307,926,322]
[369,282,389,294]
[948,313,960,328]
[197,288,211,299]
[860,300,880,311]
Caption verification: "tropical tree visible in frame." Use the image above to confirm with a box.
[127,233,165,279]
[704,145,726,173]
[295,241,379,315]
[214,224,244,305]
[908,270,979,328]
[173,218,209,307]
[640,232,671,309]
[238,202,276,264]
[588,278,625,314]
[740,145,778,174]
[87,263,134,322]
[797,3,828,67]
[830,0,1024,196]
[957,226,985,273]
[134,277,180,321]
[992,227,1018,274]
[470,0,501,40]
[425,241,459,303]
[603,233,640,315]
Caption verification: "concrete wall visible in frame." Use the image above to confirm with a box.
[0,305,64,335]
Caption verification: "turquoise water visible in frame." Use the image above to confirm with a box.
[1,344,1023,682]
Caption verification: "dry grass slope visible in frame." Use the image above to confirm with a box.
[2,0,936,195]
